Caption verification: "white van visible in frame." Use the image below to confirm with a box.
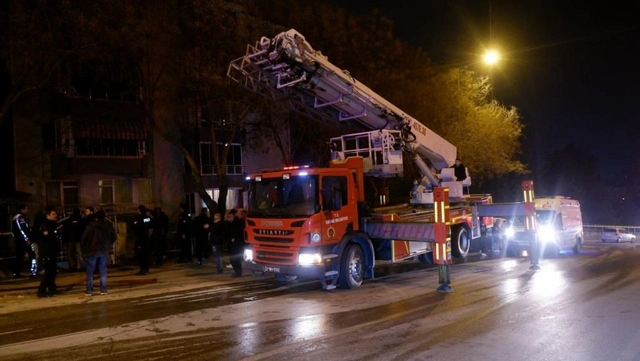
[503,197,583,257]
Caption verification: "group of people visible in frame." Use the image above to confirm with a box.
[131,205,170,276]
[12,202,247,298]
[11,204,116,298]
[176,205,246,278]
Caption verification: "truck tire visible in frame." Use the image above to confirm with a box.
[339,244,364,289]
[451,226,470,259]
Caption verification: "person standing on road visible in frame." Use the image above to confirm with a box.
[149,209,165,267]
[35,207,60,298]
[193,208,212,266]
[225,209,245,278]
[210,213,225,274]
[133,205,152,275]
[176,203,193,263]
[81,210,116,296]
[62,208,84,272]
[11,204,37,278]
[153,207,169,266]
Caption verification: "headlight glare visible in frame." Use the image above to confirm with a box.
[243,248,254,262]
[298,253,322,265]
[537,225,555,243]
[504,227,515,238]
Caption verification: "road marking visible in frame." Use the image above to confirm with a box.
[0,328,32,336]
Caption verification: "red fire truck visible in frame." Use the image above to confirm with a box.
[228,29,530,290]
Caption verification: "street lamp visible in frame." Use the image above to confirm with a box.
[482,49,500,99]
[483,49,500,65]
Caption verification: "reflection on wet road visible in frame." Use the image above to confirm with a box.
[1,239,639,361]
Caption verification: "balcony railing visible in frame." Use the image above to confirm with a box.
[200,165,244,176]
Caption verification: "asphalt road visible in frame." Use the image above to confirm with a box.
[0,236,639,361]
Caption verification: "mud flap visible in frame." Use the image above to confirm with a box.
[321,270,339,290]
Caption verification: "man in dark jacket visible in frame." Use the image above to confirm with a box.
[35,207,60,297]
[192,208,212,266]
[210,213,225,274]
[176,203,193,263]
[225,209,245,277]
[133,205,152,275]
[451,158,467,182]
[81,210,116,296]
[62,208,84,272]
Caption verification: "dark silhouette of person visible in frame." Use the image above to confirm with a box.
[451,158,467,181]
[35,207,60,297]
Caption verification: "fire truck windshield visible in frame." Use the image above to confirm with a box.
[249,175,319,218]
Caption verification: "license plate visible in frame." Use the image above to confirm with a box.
[263,266,280,273]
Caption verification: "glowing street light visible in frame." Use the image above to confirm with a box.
[483,49,500,66]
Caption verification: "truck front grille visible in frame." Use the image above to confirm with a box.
[254,236,294,244]
[255,249,296,265]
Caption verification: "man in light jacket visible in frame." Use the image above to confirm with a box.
[81,210,116,296]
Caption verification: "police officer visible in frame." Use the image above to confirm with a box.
[176,203,193,263]
[225,209,245,277]
[192,208,212,266]
[133,205,152,275]
[35,207,60,297]
[11,204,37,278]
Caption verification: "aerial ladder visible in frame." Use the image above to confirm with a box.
[227,29,468,204]
[228,29,539,291]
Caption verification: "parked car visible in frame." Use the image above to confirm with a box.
[601,228,636,243]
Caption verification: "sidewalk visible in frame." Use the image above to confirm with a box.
[0,257,255,313]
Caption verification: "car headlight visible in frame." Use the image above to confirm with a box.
[243,248,254,262]
[537,225,555,243]
[298,253,322,265]
[504,227,515,238]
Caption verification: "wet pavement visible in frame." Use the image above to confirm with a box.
[1,238,639,360]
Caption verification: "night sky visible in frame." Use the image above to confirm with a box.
[331,0,640,178]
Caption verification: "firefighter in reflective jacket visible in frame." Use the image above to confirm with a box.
[11,204,37,277]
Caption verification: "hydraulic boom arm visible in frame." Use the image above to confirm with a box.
[228,29,457,185]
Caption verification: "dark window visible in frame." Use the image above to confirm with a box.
[200,142,243,175]
[75,138,143,157]
[321,176,348,209]
[42,123,57,151]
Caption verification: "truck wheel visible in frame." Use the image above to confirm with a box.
[275,274,298,282]
[418,252,433,264]
[451,226,470,258]
[632,238,636,243]
[617,238,621,243]
[339,244,364,289]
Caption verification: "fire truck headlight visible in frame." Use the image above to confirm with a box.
[298,253,322,265]
[243,248,254,262]
[310,232,322,243]
[504,227,515,238]
[537,225,555,243]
